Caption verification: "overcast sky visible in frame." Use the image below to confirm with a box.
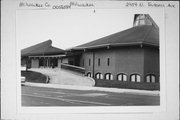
[17,9,160,50]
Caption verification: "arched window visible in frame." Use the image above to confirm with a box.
[130,74,141,82]
[117,73,127,81]
[95,73,103,79]
[105,73,113,80]
[146,74,156,83]
[87,72,92,77]
[146,75,150,83]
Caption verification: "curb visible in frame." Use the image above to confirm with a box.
[24,82,160,96]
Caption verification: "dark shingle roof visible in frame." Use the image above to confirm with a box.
[71,25,159,50]
[21,40,64,57]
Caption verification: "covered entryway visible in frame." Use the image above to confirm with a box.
[21,40,65,69]
[39,57,58,68]
[30,55,64,68]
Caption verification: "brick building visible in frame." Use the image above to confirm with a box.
[64,14,159,83]
[21,14,159,84]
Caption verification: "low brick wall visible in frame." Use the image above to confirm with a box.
[61,63,85,74]
[94,79,160,91]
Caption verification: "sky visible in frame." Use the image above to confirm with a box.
[17,9,161,50]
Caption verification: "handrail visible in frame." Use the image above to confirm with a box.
[61,63,85,74]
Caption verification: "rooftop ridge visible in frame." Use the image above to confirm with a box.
[70,25,159,50]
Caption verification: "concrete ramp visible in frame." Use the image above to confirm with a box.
[30,68,95,86]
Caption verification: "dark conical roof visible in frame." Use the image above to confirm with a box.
[70,25,159,50]
[21,40,64,57]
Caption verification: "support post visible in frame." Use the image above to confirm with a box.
[26,58,28,71]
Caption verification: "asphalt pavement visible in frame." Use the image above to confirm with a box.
[22,86,160,106]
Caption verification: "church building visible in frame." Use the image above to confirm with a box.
[21,14,159,85]
[64,14,159,83]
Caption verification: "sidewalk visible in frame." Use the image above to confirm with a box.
[24,82,160,96]
[29,68,95,86]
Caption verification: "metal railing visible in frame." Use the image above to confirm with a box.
[61,63,85,74]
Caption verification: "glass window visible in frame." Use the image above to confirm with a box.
[98,58,100,66]
[139,14,145,19]
[151,76,155,83]
[131,75,136,82]
[117,73,127,81]
[105,74,109,80]
[96,73,99,79]
[87,72,92,77]
[131,74,141,82]
[136,16,140,20]
[110,74,113,80]
[89,59,91,66]
[100,74,103,79]
[123,74,127,81]
[146,76,150,83]
[107,58,110,66]
[95,73,103,79]
[136,75,141,82]
[146,74,156,83]
[105,73,113,80]
[117,74,122,81]
[139,19,145,25]
[134,21,139,26]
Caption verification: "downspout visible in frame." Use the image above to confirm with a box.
[92,51,95,78]
[43,48,45,68]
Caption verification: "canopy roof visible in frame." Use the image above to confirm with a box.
[21,40,65,57]
[69,25,159,50]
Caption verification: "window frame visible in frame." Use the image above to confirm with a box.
[95,72,103,79]
[117,73,127,81]
[105,73,113,80]
[145,74,156,83]
[87,72,92,77]
[130,74,141,82]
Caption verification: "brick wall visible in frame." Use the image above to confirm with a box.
[80,46,159,83]
[144,46,159,82]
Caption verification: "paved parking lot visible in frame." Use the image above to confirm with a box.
[22,86,160,106]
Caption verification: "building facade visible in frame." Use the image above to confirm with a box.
[65,14,159,83]
[21,14,159,84]
[76,45,159,83]
[21,40,65,69]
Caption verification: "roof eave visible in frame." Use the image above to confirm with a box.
[70,42,159,50]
